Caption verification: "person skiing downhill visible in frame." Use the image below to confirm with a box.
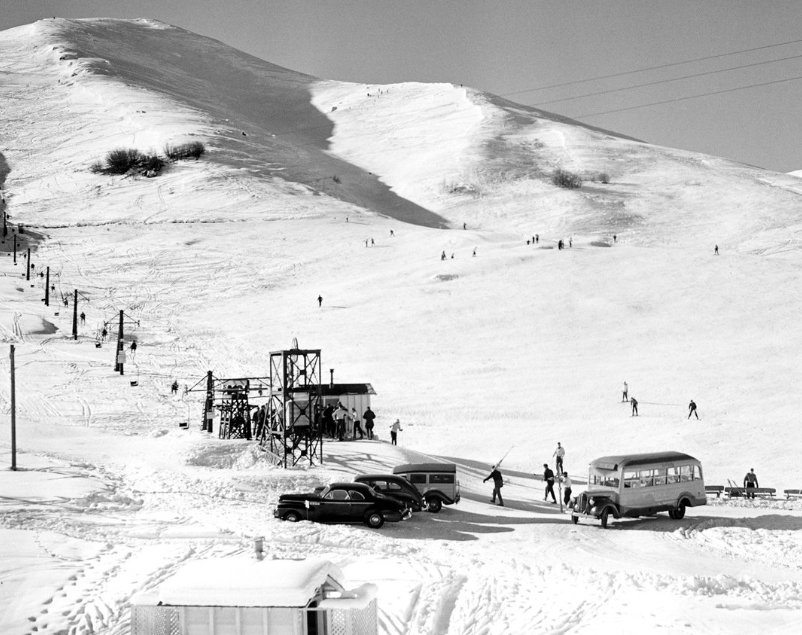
[688,399,699,419]
[484,465,505,506]
[542,464,557,503]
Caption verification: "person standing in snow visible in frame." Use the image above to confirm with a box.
[535,234,539,244]
[351,407,364,439]
[743,468,758,499]
[688,399,699,419]
[714,245,719,255]
[553,442,565,473]
[622,381,629,402]
[560,471,573,506]
[317,295,323,308]
[363,406,376,439]
[390,229,394,237]
[80,311,86,325]
[483,465,505,506]
[390,419,403,445]
[130,340,137,359]
[630,397,638,416]
[441,251,446,261]
[542,464,557,503]
[323,404,335,437]
[334,402,349,441]
[171,380,179,395]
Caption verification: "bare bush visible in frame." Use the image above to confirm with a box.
[164,141,206,161]
[551,168,582,189]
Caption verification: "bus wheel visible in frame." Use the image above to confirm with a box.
[673,503,686,519]
[600,508,609,529]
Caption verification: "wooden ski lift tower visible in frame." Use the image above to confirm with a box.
[260,340,323,467]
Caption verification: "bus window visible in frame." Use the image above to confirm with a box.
[639,470,654,488]
[653,468,667,486]
[623,470,639,488]
[679,465,693,482]
[667,467,680,484]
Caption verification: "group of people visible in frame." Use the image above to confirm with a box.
[318,403,379,441]
[622,381,699,419]
[483,442,572,507]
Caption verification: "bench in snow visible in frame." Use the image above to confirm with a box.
[784,489,802,499]
[705,485,725,498]
[725,486,776,498]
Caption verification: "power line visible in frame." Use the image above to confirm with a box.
[574,73,802,119]
[503,37,802,98]
[530,51,802,107]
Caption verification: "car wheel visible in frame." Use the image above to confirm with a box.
[426,497,442,513]
[571,514,578,525]
[284,511,301,523]
[364,512,385,529]
[673,503,686,519]
[600,508,609,529]
[668,509,676,519]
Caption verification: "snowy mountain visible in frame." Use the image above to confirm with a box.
[2,18,802,635]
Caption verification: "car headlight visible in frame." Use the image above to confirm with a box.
[589,497,595,506]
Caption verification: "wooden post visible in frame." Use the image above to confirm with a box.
[45,266,50,306]
[10,345,16,471]
[203,370,214,432]
[13,234,17,265]
[115,310,124,375]
[72,290,78,340]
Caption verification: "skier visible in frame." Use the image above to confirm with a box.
[622,381,629,402]
[317,295,323,308]
[390,229,394,237]
[351,407,364,439]
[472,248,476,257]
[130,340,137,358]
[743,468,758,499]
[80,311,86,325]
[101,327,108,342]
[483,465,504,506]
[688,399,699,419]
[631,397,639,416]
[363,406,376,439]
[441,251,446,261]
[371,238,375,246]
[542,464,557,503]
[535,234,539,244]
[463,222,467,230]
[561,471,573,506]
[714,245,719,255]
[390,419,403,445]
[553,442,565,473]
[171,380,179,395]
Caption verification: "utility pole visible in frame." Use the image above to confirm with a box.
[10,345,16,471]
[2,209,6,238]
[44,267,50,306]
[203,370,214,432]
[114,310,124,375]
[13,233,17,265]
[26,248,30,281]
[72,289,78,340]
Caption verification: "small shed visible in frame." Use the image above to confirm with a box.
[321,383,375,436]
[130,558,378,635]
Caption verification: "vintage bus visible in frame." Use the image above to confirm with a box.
[571,451,706,528]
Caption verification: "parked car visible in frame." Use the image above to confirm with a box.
[274,482,410,528]
[571,451,707,528]
[354,474,428,512]
[392,462,460,513]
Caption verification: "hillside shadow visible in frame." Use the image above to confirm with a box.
[628,514,802,533]
[71,22,447,229]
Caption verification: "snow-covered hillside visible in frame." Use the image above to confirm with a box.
[2,17,802,635]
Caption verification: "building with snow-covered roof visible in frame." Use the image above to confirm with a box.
[130,558,377,635]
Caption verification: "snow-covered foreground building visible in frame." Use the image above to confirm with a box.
[2,16,802,635]
[131,558,377,635]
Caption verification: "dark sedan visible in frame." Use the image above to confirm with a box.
[354,474,428,512]
[274,482,410,528]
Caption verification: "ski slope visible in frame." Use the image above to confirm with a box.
[2,17,802,635]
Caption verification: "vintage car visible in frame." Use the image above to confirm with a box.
[571,451,707,528]
[392,462,460,513]
[354,474,429,512]
[274,482,410,528]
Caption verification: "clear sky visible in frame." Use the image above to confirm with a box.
[4,0,802,172]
